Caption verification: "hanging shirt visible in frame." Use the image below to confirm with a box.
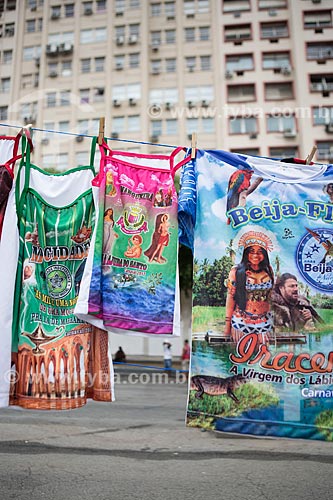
[75,145,191,337]
[179,149,333,441]
[0,140,114,409]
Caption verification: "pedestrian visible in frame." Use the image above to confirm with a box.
[163,342,172,370]
[114,346,126,363]
[181,339,190,372]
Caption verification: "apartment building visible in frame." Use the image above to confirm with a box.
[0,0,333,167]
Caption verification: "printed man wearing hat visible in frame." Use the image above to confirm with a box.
[224,230,275,344]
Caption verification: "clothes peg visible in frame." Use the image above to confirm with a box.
[305,146,317,165]
[191,132,197,159]
[98,117,105,145]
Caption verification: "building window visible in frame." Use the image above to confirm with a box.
[258,0,287,9]
[112,116,126,133]
[151,59,162,74]
[269,146,298,158]
[94,87,105,102]
[0,78,10,93]
[3,50,13,64]
[0,106,8,120]
[304,11,332,30]
[231,148,260,155]
[129,0,140,8]
[199,26,210,41]
[62,61,72,77]
[60,90,70,106]
[230,116,257,134]
[51,5,61,19]
[227,84,255,102]
[262,52,290,70]
[184,1,195,16]
[166,119,178,135]
[95,57,105,72]
[81,58,91,73]
[198,0,209,12]
[115,54,125,69]
[165,29,176,44]
[264,82,293,100]
[185,85,214,103]
[200,55,211,71]
[129,53,140,68]
[151,3,161,16]
[267,115,295,132]
[65,3,74,17]
[83,2,93,15]
[26,19,36,32]
[165,2,175,17]
[202,118,215,133]
[223,0,251,12]
[186,56,196,72]
[310,75,333,94]
[151,31,162,45]
[59,121,70,132]
[306,43,333,61]
[260,21,288,39]
[225,24,252,42]
[21,74,34,89]
[80,27,107,44]
[185,27,195,42]
[150,88,178,105]
[46,92,57,107]
[47,62,58,76]
[96,0,107,12]
[186,118,199,134]
[5,23,15,37]
[128,115,140,132]
[151,120,162,136]
[115,0,125,14]
[80,89,90,104]
[129,23,140,36]
[166,58,176,72]
[313,106,333,126]
[226,54,254,72]
[317,142,333,161]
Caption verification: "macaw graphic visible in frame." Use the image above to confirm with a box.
[306,227,333,264]
[226,170,263,225]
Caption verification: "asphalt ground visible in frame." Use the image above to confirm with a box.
[0,364,333,500]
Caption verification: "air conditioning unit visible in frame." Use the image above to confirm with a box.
[187,101,195,108]
[111,132,119,139]
[281,66,291,75]
[268,9,277,16]
[151,41,160,51]
[76,135,84,143]
[46,44,58,56]
[51,12,60,20]
[128,35,138,44]
[30,4,37,11]
[283,130,296,138]
[129,98,137,106]
[188,65,195,72]
[165,102,171,110]
[167,15,175,20]
[113,99,121,107]
[95,87,104,96]
[59,43,73,54]
[115,8,124,15]
[150,135,159,143]
[35,57,40,67]
[84,8,93,15]
[312,0,321,3]
[225,70,234,79]
[41,138,49,145]
[116,62,124,70]
[151,68,160,75]
[325,123,333,133]
[48,71,58,78]
[249,133,257,140]
[201,100,209,107]
[234,12,241,18]
[116,36,125,45]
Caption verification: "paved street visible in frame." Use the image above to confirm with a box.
[0,365,333,500]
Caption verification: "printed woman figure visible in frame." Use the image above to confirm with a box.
[224,231,274,344]
[103,208,118,255]
[144,213,170,263]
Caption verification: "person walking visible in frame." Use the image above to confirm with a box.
[181,339,190,372]
[163,342,172,370]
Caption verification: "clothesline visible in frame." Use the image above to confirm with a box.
[0,122,181,149]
